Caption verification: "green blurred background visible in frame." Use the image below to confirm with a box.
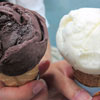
[44,0,100,46]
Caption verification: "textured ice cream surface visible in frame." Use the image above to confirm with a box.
[56,8,100,75]
[0,2,48,76]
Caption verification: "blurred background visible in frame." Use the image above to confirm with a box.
[44,0,100,47]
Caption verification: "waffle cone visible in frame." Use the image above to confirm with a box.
[0,65,39,87]
[73,68,100,87]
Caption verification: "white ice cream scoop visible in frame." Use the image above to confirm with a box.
[56,8,100,75]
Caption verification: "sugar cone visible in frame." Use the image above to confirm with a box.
[0,65,39,87]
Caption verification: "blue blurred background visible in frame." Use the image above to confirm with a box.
[44,0,100,46]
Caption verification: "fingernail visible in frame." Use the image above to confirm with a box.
[72,89,92,100]
[32,79,46,96]
[39,60,50,75]
[39,60,50,66]
[39,79,47,87]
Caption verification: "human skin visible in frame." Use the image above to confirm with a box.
[0,67,48,100]
[0,1,49,99]
[0,41,100,100]
[42,60,100,100]
[0,59,50,100]
[0,41,50,100]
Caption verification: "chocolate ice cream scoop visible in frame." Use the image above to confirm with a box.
[0,2,48,76]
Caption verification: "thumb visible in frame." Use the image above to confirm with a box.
[0,79,47,100]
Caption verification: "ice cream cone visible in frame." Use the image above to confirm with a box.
[0,2,48,86]
[56,8,100,96]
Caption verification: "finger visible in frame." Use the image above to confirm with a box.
[45,60,92,100]
[32,86,48,100]
[39,60,50,75]
[0,79,47,100]
[53,69,92,100]
[56,60,74,78]
[92,96,100,100]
